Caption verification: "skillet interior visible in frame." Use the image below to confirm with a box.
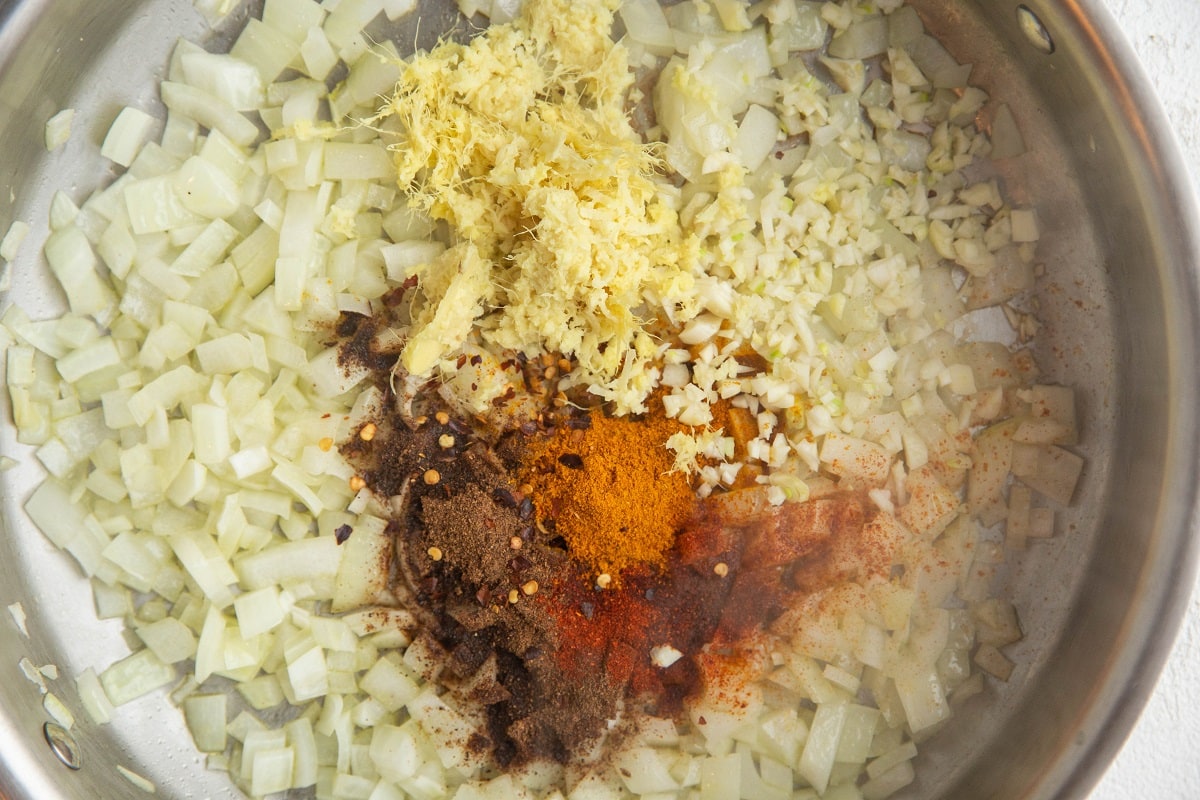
[0,1,1196,798]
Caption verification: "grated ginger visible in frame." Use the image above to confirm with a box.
[379,0,698,414]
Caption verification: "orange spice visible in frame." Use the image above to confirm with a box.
[519,403,696,578]
[697,398,764,490]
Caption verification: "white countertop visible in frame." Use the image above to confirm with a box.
[1090,1,1200,796]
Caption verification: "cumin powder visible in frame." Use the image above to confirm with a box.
[519,406,696,577]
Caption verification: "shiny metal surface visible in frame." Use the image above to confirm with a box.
[0,1,1197,799]
[1091,2,1200,791]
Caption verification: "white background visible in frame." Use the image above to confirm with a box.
[1091,1,1200,797]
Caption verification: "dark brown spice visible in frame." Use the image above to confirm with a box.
[344,408,619,766]
[335,313,401,374]
[492,487,518,508]
[557,453,585,470]
[409,480,618,765]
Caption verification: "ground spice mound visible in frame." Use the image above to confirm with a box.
[335,321,897,769]
[342,405,625,766]
[406,484,623,766]
[519,407,696,577]
[342,397,890,768]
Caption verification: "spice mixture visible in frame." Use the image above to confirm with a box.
[336,318,893,767]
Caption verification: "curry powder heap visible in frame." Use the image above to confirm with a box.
[519,409,697,579]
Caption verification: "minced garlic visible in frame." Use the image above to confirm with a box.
[379,0,697,414]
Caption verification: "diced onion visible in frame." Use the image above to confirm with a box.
[44,108,75,151]
[184,693,229,752]
[0,219,30,262]
[100,649,176,707]
[117,765,156,794]
[100,107,157,168]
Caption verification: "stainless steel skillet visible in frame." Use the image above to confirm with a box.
[0,1,1198,798]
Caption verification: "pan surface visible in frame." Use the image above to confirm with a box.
[0,1,1197,798]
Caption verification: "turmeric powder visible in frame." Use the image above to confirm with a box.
[519,406,696,578]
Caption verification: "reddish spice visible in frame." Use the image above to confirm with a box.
[534,492,891,718]
[537,561,722,714]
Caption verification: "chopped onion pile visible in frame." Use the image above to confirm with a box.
[0,0,1084,799]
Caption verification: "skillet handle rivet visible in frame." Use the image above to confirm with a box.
[43,722,82,771]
